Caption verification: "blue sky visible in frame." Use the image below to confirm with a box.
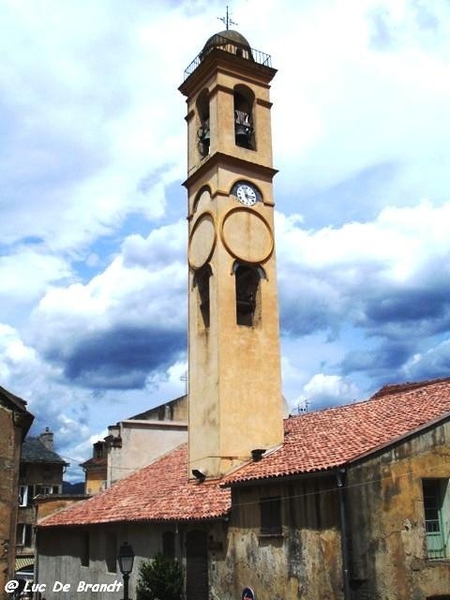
[1,0,450,480]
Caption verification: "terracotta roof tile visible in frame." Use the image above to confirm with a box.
[39,444,230,527]
[224,377,450,485]
[39,377,450,526]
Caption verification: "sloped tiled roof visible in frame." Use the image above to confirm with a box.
[21,437,68,464]
[39,444,231,527]
[223,377,450,485]
[39,377,450,527]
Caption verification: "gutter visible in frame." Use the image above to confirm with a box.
[336,468,350,600]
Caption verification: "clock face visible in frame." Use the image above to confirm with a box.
[235,183,258,206]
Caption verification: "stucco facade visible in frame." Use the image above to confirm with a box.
[105,396,187,486]
[180,31,284,479]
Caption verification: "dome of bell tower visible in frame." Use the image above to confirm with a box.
[202,29,251,53]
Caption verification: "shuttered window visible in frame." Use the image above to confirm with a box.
[422,479,449,560]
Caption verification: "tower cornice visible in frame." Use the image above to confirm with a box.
[179,47,277,98]
[183,151,278,191]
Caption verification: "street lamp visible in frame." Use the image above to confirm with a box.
[118,541,135,600]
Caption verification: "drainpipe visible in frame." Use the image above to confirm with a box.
[336,468,350,600]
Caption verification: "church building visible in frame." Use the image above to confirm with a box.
[37,28,450,600]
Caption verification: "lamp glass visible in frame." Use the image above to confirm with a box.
[118,542,135,575]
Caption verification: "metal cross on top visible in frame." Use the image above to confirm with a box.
[218,5,237,30]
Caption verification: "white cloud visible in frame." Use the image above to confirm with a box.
[1,0,450,477]
[276,201,450,285]
[301,373,362,409]
[0,248,71,305]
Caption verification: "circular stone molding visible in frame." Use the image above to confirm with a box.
[221,208,273,263]
[188,212,216,269]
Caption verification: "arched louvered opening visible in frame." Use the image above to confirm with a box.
[234,85,255,150]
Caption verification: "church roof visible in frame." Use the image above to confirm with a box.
[38,377,450,527]
[39,444,231,527]
[223,377,450,485]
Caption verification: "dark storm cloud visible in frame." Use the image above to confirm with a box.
[52,326,186,390]
[364,288,450,333]
[279,295,331,337]
[341,341,412,377]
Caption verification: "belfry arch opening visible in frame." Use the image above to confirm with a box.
[196,89,210,157]
[234,262,265,326]
[234,85,255,150]
[193,264,212,328]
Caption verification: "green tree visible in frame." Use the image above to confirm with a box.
[136,553,184,600]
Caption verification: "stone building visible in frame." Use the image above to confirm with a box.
[16,429,68,576]
[36,28,450,600]
[0,386,33,599]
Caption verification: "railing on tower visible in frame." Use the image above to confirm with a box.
[183,34,272,80]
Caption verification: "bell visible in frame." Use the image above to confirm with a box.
[235,125,252,146]
[198,126,210,156]
[202,128,210,143]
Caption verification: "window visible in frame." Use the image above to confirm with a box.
[16,524,32,547]
[80,531,90,567]
[260,496,282,535]
[163,531,175,559]
[19,485,28,507]
[235,264,262,326]
[422,479,450,560]
[36,485,55,495]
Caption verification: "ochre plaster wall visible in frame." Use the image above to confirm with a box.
[347,421,450,599]
[210,479,342,600]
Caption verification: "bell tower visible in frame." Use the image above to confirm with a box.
[179,30,284,478]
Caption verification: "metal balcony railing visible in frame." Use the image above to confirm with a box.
[183,34,272,80]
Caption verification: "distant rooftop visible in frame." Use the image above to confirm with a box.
[21,437,68,465]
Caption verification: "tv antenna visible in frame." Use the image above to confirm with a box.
[218,5,237,30]
[295,399,311,414]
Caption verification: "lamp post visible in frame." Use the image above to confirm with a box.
[118,541,135,600]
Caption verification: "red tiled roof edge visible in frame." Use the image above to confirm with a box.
[371,376,450,399]
[222,376,450,486]
[38,444,231,527]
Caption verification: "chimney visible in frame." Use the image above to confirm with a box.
[39,427,54,451]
